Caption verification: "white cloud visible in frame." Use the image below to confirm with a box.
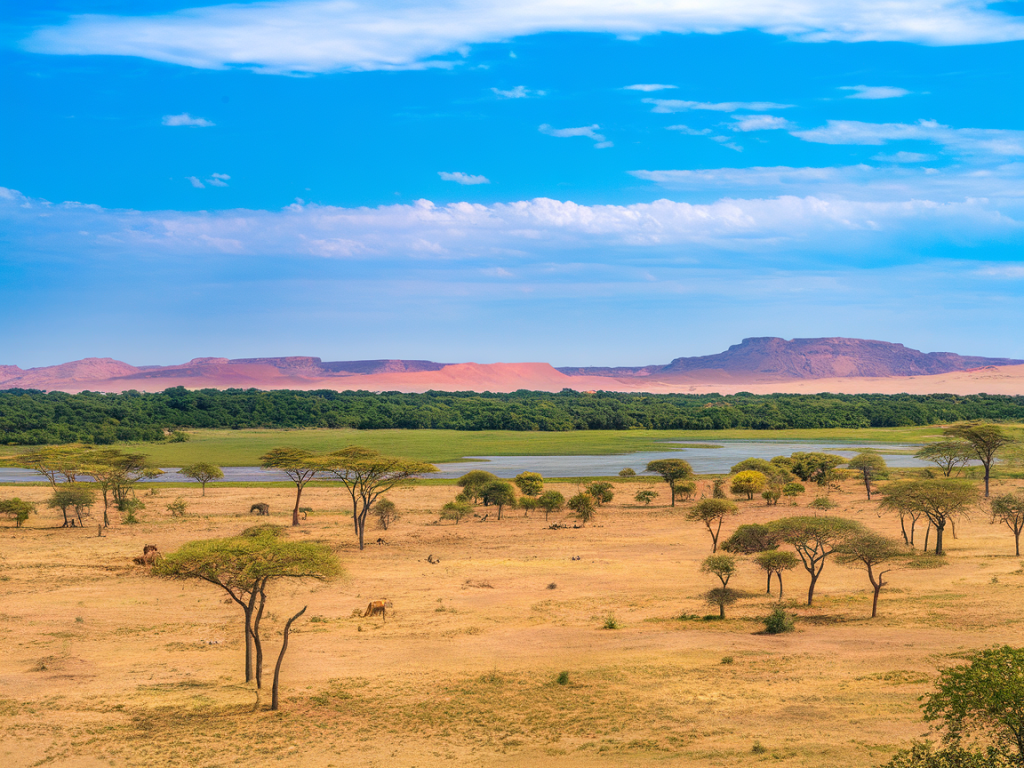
[667,124,712,136]
[491,85,544,98]
[624,84,677,92]
[187,176,205,188]
[841,85,911,100]
[791,119,1024,157]
[872,151,935,163]
[710,136,744,152]
[644,99,793,113]
[439,171,490,185]
[974,265,1024,279]
[24,1,1024,75]
[730,114,794,132]
[539,123,612,147]
[211,173,230,180]
[162,113,215,127]
[3,183,1017,268]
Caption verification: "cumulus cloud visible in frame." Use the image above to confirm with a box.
[162,113,215,127]
[730,114,794,132]
[491,85,544,98]
[841,85,911,100]
[539,123,612,148]
[791,119,1024,157]
[2,182,1018,269]
[624,84,676,92]
[439,171,490,185]
[24,1,1024,75]
[644,99,793,113]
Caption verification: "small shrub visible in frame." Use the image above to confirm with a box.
[166,497,189,517]
[547,582,557,590]
[720,655,734,665]
[752,741,767,754]
[763,606,795,634]
[120,498,145,525]
[634,489,657,506]
[602,615,620,630]
[556,671,570,685]
[809,496,838,512]
[618,468,636,478]
[373,498,399,530]
[75,616,84,624]
[169,430,190,443]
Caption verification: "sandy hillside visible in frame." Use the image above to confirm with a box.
[1,475,1022,767]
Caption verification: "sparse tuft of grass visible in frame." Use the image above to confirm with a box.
[602,615,621,630]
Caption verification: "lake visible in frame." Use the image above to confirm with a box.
[0,439,937,483]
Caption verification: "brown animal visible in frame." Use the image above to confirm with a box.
[362,599,388,622]
[249,503,270,516]
[132,544,162,566]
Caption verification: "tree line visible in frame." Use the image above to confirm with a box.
[2,386,1024,444]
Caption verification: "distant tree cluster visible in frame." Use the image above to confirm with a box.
[1,387,1023,444]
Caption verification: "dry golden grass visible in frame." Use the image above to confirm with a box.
[2,477,1023,767]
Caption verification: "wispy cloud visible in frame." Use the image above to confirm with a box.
[974,265,1024,279]
[539,123,612,148]
[730,114,794,132]
[667,124,711,136]
[710,136,743,152]
[187,176,205,188]
[871,151,935,163]
[624,83,676,92]
[439,171,490,185]
[24,1,1024,75]
[491,85,544,99]
[841,85,911,100]
[206,173,230,187]
[643,99,793,113]
[791,119,1024,157]
[162,113,215,127]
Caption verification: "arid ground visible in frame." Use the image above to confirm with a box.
[2,476,1022,767]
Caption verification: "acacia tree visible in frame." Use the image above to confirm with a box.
[154,525,341,700]
[945,424,1016,498]
[754,550,799,599]
[721,523,780,555]
[0,498,34,528]
[915,441,975,478]
[259,448,321,527]
[322,447,436,548]
[179,462,224,496]
[513,472,544,497]
[481,480,516,519]
[586,482,614,507]
[7,445,92,487]
[686,498,739,552]
[440,499,473,524]
[456,470,499,503]
[789,452,846,484]
[879,480,978,555]
[847,452,887,500]
[645,459,693,508]
[537,490,565,521]
[769,516,864,606]
[700,554,739,618]
[923,646,1024,765]
[568,492,596,525]
[730,470,767,500]
[991,492,1024,556]
[84,449,163,526]
[835,532,934,618]
[47,486,96,527]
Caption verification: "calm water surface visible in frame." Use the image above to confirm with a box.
[0,440,933,483]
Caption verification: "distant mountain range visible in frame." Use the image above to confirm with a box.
[2,338,1023,395]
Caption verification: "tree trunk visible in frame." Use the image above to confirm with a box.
[711,519,722,553]
[718,602,725,619]
[899,515,909,545]
[253,582,268,689]
[292,485,303,527]
[863,472,872,500]
[201,481,207,497]
[934,521,946,556]
[357,510,367,550]
[765,571,771,594]
[243,606,254,683]
[923,523,931,553]
[909,516,917,546]
[807,569,820,606]
[669,483,675,507]
[984,464,991,498]
[777,572,784,601]
[1016,529,1021,557]
[871,585,881,618]
[271,606,306,711]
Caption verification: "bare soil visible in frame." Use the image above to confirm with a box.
[2,477,1022,767]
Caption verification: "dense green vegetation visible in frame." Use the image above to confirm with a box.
[2,387,1023,446]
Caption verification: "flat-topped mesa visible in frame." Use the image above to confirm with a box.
[557,337,1024,380]
[229,356,323,374]
[318,359,448,375]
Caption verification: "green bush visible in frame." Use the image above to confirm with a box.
[763,606,795,634]
[556,671,570,685]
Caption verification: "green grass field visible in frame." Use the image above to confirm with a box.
[99,424,976,466]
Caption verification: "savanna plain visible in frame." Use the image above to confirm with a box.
[2,458,1022,768]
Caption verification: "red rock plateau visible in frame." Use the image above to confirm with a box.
[2,338,1023,395]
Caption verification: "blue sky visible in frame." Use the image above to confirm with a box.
[1,1,1022,368]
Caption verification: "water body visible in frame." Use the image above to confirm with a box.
[0,440,934,483]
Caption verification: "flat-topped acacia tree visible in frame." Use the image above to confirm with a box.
[154,525,341,704]
[945,423,1016,498]
[645,459,693,508]
[179,462,224,496]
[879,479,978,555]
[768,516,864,606]
[320,447,437,549]
[259,448,321,526]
